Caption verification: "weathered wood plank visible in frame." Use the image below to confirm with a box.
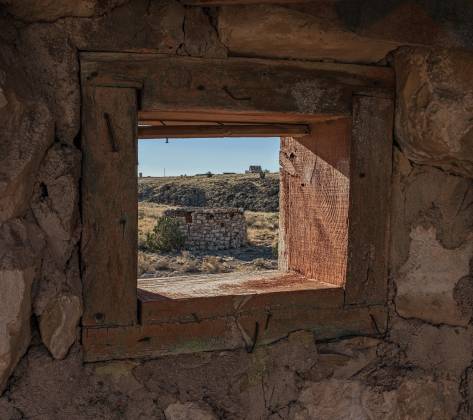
[345,96,393,305]
[138,123,310,138]
[81,54,394,118]
[81,86,138,327]
[138,272,344,324]
[279,118,351,286]
[183,0,315,4]
[83,305,387,362]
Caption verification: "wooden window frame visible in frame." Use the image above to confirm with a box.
[80,53,394,362]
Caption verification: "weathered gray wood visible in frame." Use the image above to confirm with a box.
[81,53,394,119]
[81,86,138,327]
[345,96,393,305]
[279,118,351,286]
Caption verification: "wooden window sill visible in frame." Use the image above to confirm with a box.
[82,271,386,362]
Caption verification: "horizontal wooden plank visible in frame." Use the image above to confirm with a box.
[138,271,343,324]
[83,305,387,362]
[81,54,394,118]
[138,110,342,125]
[182,0,316,4]
[137,124,310,138]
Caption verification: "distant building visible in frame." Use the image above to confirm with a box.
[246,165,263,174]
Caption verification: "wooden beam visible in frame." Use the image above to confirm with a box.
[182,0,316,4]
[81,54,394,119]
[137,124,310,139]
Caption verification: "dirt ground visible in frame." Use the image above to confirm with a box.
[138,202,279,278]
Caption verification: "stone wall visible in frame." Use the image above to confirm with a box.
[0,1,473,419]
[164,207,247,251]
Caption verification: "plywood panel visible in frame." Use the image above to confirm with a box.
[81,86,138,327]
[279,118,351,286]
[345,96,393,305]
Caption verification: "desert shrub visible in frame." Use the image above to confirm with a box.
[272,240,278,258]
[202,256,226,274]
[145,216,186,252]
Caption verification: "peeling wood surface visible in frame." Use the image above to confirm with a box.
[81,86,138,327]
[83,305,387,362]
[81,54,394,118]
[345,96,393,305]
[280,119,351,286]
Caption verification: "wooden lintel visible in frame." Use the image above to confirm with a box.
[137,124,310,139]
[182,0,316,4]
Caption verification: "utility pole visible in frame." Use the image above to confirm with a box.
[164,168,166,177]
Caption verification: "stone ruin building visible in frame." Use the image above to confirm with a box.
[163,207,247,250]
[1,1,473,419]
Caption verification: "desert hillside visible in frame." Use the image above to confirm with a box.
[138,172,279,212]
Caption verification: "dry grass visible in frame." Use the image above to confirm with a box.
[245,211,279,247]
[137,203,279,277]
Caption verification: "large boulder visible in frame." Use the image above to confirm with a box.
[395,47,473,178]
[31,144,81,266]
[0,0,128,22]
[396,225,473,326]
[0,85,54,223]
[39,294,82,360]
[0,219,44,394]
[218,4,400,64]
[0,268,35,394]
[297,376,460,420]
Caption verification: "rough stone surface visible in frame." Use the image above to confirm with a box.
[395,47,473,177]
[219,2,473,64]
[31,144,81,265]
[396,225,473,326]
[0,268,35,393]
[0,89,54,223]
[39,294,82,360]
[219,4,400,64]
[1,2,473,418]
[0,219,44,394]
[297,377,460,420]
[164,207,247,250]
[165,402,217,420]
[0,0,128,22]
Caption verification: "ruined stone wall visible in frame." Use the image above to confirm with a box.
[164,207,247,250]
[0,1,473,419]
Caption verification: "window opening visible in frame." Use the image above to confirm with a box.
[137,131,282,299]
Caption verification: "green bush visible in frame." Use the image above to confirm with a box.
[145,216,186,252]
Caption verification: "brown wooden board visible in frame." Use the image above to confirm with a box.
[81,54,394,119]
[83,305,387,362]
[137,272,344,324]
[137,123,310,138]
[81,86,138,327]
[279,118,351,286]
[345,96,393,305]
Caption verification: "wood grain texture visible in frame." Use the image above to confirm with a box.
[138,271,344,324]
[83,304,387,362]
[279,118,351,286]
[81,86,138,327]
[81,54,394,119]
[137,123,310,138]
[345,96,394,305]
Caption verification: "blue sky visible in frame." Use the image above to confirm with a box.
[138,137,280,176]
